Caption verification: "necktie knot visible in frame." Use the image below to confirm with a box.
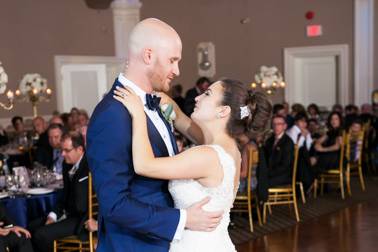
[145,94,161,111]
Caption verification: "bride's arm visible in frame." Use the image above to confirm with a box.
[157,92,204,145]
[114,87,217,180]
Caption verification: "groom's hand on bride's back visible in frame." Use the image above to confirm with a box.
[185,197,223,232]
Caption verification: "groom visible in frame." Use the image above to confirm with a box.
[87,18,222,252]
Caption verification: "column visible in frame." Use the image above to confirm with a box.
[111,0,142,59]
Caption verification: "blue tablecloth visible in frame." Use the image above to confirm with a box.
[0,190,63,227]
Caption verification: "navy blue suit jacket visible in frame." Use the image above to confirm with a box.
[87,79,180,252]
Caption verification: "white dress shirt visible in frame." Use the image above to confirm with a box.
[118,73,186,241]
[286,125,313,150]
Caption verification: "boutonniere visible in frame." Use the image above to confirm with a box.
[160,103,176,131]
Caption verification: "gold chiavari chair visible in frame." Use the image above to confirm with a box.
[232,147,262,232]
[263,144,300,223]
[54,172,98,252]
[314,131,346,199]
[345,130,366,196]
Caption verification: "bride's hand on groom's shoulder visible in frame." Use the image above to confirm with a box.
[156,92,172,105]
[185,197,223,232]
[114,86,144,118]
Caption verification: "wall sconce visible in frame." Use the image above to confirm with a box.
[197,42,216,78]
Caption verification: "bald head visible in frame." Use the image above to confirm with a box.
[128,18,181,58]
[125,18,182,93]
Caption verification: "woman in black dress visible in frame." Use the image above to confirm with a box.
[312,112,344,175]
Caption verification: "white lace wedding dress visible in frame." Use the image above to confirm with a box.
[168,145,237,252]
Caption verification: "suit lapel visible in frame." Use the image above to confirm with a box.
[111,78,177,156]
[146,115,170,157]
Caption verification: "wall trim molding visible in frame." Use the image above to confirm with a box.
[284,44,349,106]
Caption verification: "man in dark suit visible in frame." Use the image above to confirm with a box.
[0,204,33,252]
[87,18,221,252]
[183,77,210,116]
[261,115,294,189]
[29,131,88,252]
[32,116,49,158]
[34,124,64,174]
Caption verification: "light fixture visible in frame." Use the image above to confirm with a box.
[15,73,52,117]
[0,62,14,110]
[251,65,286,95]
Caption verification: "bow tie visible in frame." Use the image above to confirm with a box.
[145,94,161,111]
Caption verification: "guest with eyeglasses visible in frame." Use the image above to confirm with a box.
[29,131,89,252]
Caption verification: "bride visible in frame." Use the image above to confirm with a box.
[114,79,271,251]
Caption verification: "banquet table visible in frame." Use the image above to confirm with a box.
[0,189,63,228]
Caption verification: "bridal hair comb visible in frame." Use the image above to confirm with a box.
[240,106,250,119]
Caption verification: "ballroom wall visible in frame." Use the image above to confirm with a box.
[0,0,365,120]
[141,0,355,104]
[0,0,114,119]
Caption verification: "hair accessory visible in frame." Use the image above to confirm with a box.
[240,105,250,119]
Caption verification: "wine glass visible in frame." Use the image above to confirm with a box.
[5,175,15,190]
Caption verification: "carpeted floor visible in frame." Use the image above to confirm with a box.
[229,176,378,245]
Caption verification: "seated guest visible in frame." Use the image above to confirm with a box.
[308,119,322,140]
[0,204,33,252]
[312,112,343,175]
[332,104,344,115]
[307,103,321,121]
[32,117,48,148]
[360,103,374,124]
[344,104,359,129]
[34,124,64,173]
[348,118,363,162]
[70,108,80,125]
[11,116,27,142]
[78,110,89,127]
[273,103,294,128]
[286,112,313,150]
[29,132,89,252]
[263,115,294,187]
[290,104,306,120]
[60,113,74,131]
[257,116,294,202]
[49,116,64,127]
[11,116,25,136]
[286,112,315,191]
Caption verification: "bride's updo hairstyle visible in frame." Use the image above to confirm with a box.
[219,79,272,140]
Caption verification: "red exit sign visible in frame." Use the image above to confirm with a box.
[306,25,322,37]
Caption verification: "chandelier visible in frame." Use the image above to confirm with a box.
[0,62,15,110]
[15,73,52,117]
[251,65,286,95]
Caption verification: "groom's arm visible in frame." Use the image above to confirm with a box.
[87,103,180,241]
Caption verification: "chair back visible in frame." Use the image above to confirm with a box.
[346,130,364,166]
[337,131,347,172]
[88,172,98,252]
[291,144,299,190]
[246,146,258,198]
